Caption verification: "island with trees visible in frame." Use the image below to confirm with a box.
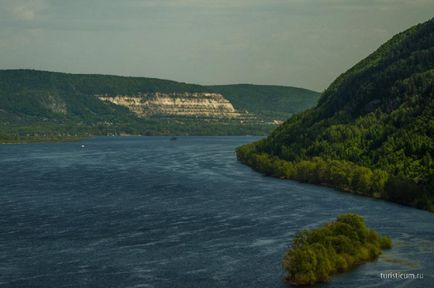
[283,214,392,285]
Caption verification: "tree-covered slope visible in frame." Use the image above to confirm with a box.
[237,18,434,211]
[208,84,319,120]
[0,70,205,121]
[0,70,319,142]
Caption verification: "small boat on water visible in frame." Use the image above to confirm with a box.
[170,137,177,141]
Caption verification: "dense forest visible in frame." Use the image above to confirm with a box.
[0,70,318,143]
[237,18,434,211]
[283,214,391,285]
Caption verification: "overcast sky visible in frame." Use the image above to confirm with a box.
[0,0,433,91]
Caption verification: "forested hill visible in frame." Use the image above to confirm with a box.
[237,18,434,211]
[0,70,319,142]
[209,84,318,120]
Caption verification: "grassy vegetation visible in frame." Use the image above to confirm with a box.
[236,18,434,211]
[283,213,392,285]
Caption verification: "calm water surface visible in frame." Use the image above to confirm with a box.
[0,137,433,288]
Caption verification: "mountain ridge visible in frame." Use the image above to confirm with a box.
[236,18,434,211]
[0,69,319,142]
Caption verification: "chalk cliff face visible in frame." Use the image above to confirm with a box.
[98,92,243,118]
[0,69,321,140]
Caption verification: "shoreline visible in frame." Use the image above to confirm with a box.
[0,134,264,145]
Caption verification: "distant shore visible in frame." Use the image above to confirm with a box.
[0,135,88,144]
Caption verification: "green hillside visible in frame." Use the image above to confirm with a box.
[0,70,204,122]
[209,84,319,120]
[237,18,434,211]
[0,70,319,142]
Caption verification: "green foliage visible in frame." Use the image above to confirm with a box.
[209,84,319,120]
[0,70,318,142]
[237,146,390,195]
[380,235,393,249]
[282,214,392,285]
[236,18,434,211]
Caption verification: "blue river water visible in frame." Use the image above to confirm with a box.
[0,136,433,288]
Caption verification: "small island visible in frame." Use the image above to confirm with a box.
[282,213,392,286]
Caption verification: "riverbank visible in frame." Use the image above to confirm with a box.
[236,144,434,213]
[0,135,88,144]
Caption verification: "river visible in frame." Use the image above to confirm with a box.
[0,136,432,287]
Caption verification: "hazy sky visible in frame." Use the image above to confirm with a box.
[1,0,433,91]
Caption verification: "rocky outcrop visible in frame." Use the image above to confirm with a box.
[98,92,243,118]
[44,94,67,115]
